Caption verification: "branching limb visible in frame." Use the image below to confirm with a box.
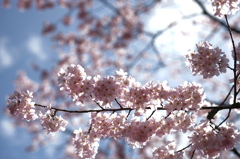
[231,148,240,158]
[217,109,232,127]
[194,0,240,34]
[34,103,240,115]
[225,15,237,104]
[176,143,192,153]
[207,84,234,120]
[146,110,156,121]
[190,149,196,159]
[115,99,123,109]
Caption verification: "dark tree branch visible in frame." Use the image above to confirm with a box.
[207,84,234,120]
[35,102,240,115]
[194,0,240,34]
[214,15,238,127]
[190,149,196,159]
[225,15,237,103]
[177,143,192,153]
[115,99,123,109]
[218,109,231,127]
[231,148,240,158]
[146,110,156,121]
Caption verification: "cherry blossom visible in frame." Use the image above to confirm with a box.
[92,75,123,107]
[39,106,68,135]
[62,16,73,26]
[189,120,240,158]
[186,41,229,78]
[18,0,31,11]
[210,0,240,17]
[42,22,56,35]
[7,90,38,121]
[73,128,100,159]
[164,82,205,113]
[58,64,91,105]
[152,141,184,159]
[119,81,153,115]
[2,0,10,8]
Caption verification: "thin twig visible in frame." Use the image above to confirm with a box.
[190,149,196,159]
[228,66,234,71]
[177,143,192,153]
[88,123,92,133]
[115,99,123,109]
[213,15,237,126]
[207,84,234,120]
[146,110,156,121]
[225,15,237,104]
[218,109,232,127]
[194,0,240,34]
[231,148,240,158]
[93,99,104,110]
[126,110,132,119]
[164,112,172,119]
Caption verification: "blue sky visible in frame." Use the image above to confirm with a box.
[0,4,67,159]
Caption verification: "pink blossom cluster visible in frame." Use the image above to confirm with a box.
[75,112,157,157]
[39,108,68,135]
[120,81,154,115]
[154,111,196,138]
[6,90,68,135]
[89,112,156,147]
[186,41,229,78]
[92,75,124,107]
[171,111,196,133]
[210,0,240,17]
[58,64,92,105]
[189,120,240,158]
[122,117,158,148]
[17,0,54,11]
[42,22,56,35]
[58,64,133,107]
[120,80,205,114]
[73,128,100,159]
[58,65,207,114]
[163,82,205,113]
[152,141,183,159]
[7,90,38,121]
[2,0,11,8]
[72,111,197,158]
[89,112,127,139]
[121,80,205,115]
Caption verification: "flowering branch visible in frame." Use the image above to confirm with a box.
[34,102,240,115]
